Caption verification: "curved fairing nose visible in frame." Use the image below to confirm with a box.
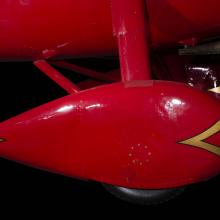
[0,81,219,189]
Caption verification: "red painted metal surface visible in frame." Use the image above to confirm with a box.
[76,69,121,89]
[112,0,151,82]
[34,60,80,94]
[51,61,117,82]
[1,0,220,61]
[0,0,116,61]
[147,0,220,47]
[0,82,220,189]
[0,0,220,194]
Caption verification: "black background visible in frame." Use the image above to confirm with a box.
[0,61,219,215]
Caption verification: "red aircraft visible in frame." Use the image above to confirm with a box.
[0,0,220,204]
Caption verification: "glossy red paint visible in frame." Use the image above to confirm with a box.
[51,61,117,82]
[1,0,220,61]
[34,60,80,94]
[0,0,220,194]
[0,81,220,189]
[112,0,151,82]
[76,69,121,90]
[147,0,220,47]
[0,0,116,61]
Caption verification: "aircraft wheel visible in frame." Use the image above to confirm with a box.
[103,184,184,205]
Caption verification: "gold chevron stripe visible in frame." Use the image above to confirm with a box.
[179,120,220,156]
[209,86,220,94]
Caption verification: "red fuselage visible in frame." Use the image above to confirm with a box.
[1,0,220,61]
[0,0,220,192]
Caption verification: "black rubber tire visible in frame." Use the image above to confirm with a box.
[103,184,185,205]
